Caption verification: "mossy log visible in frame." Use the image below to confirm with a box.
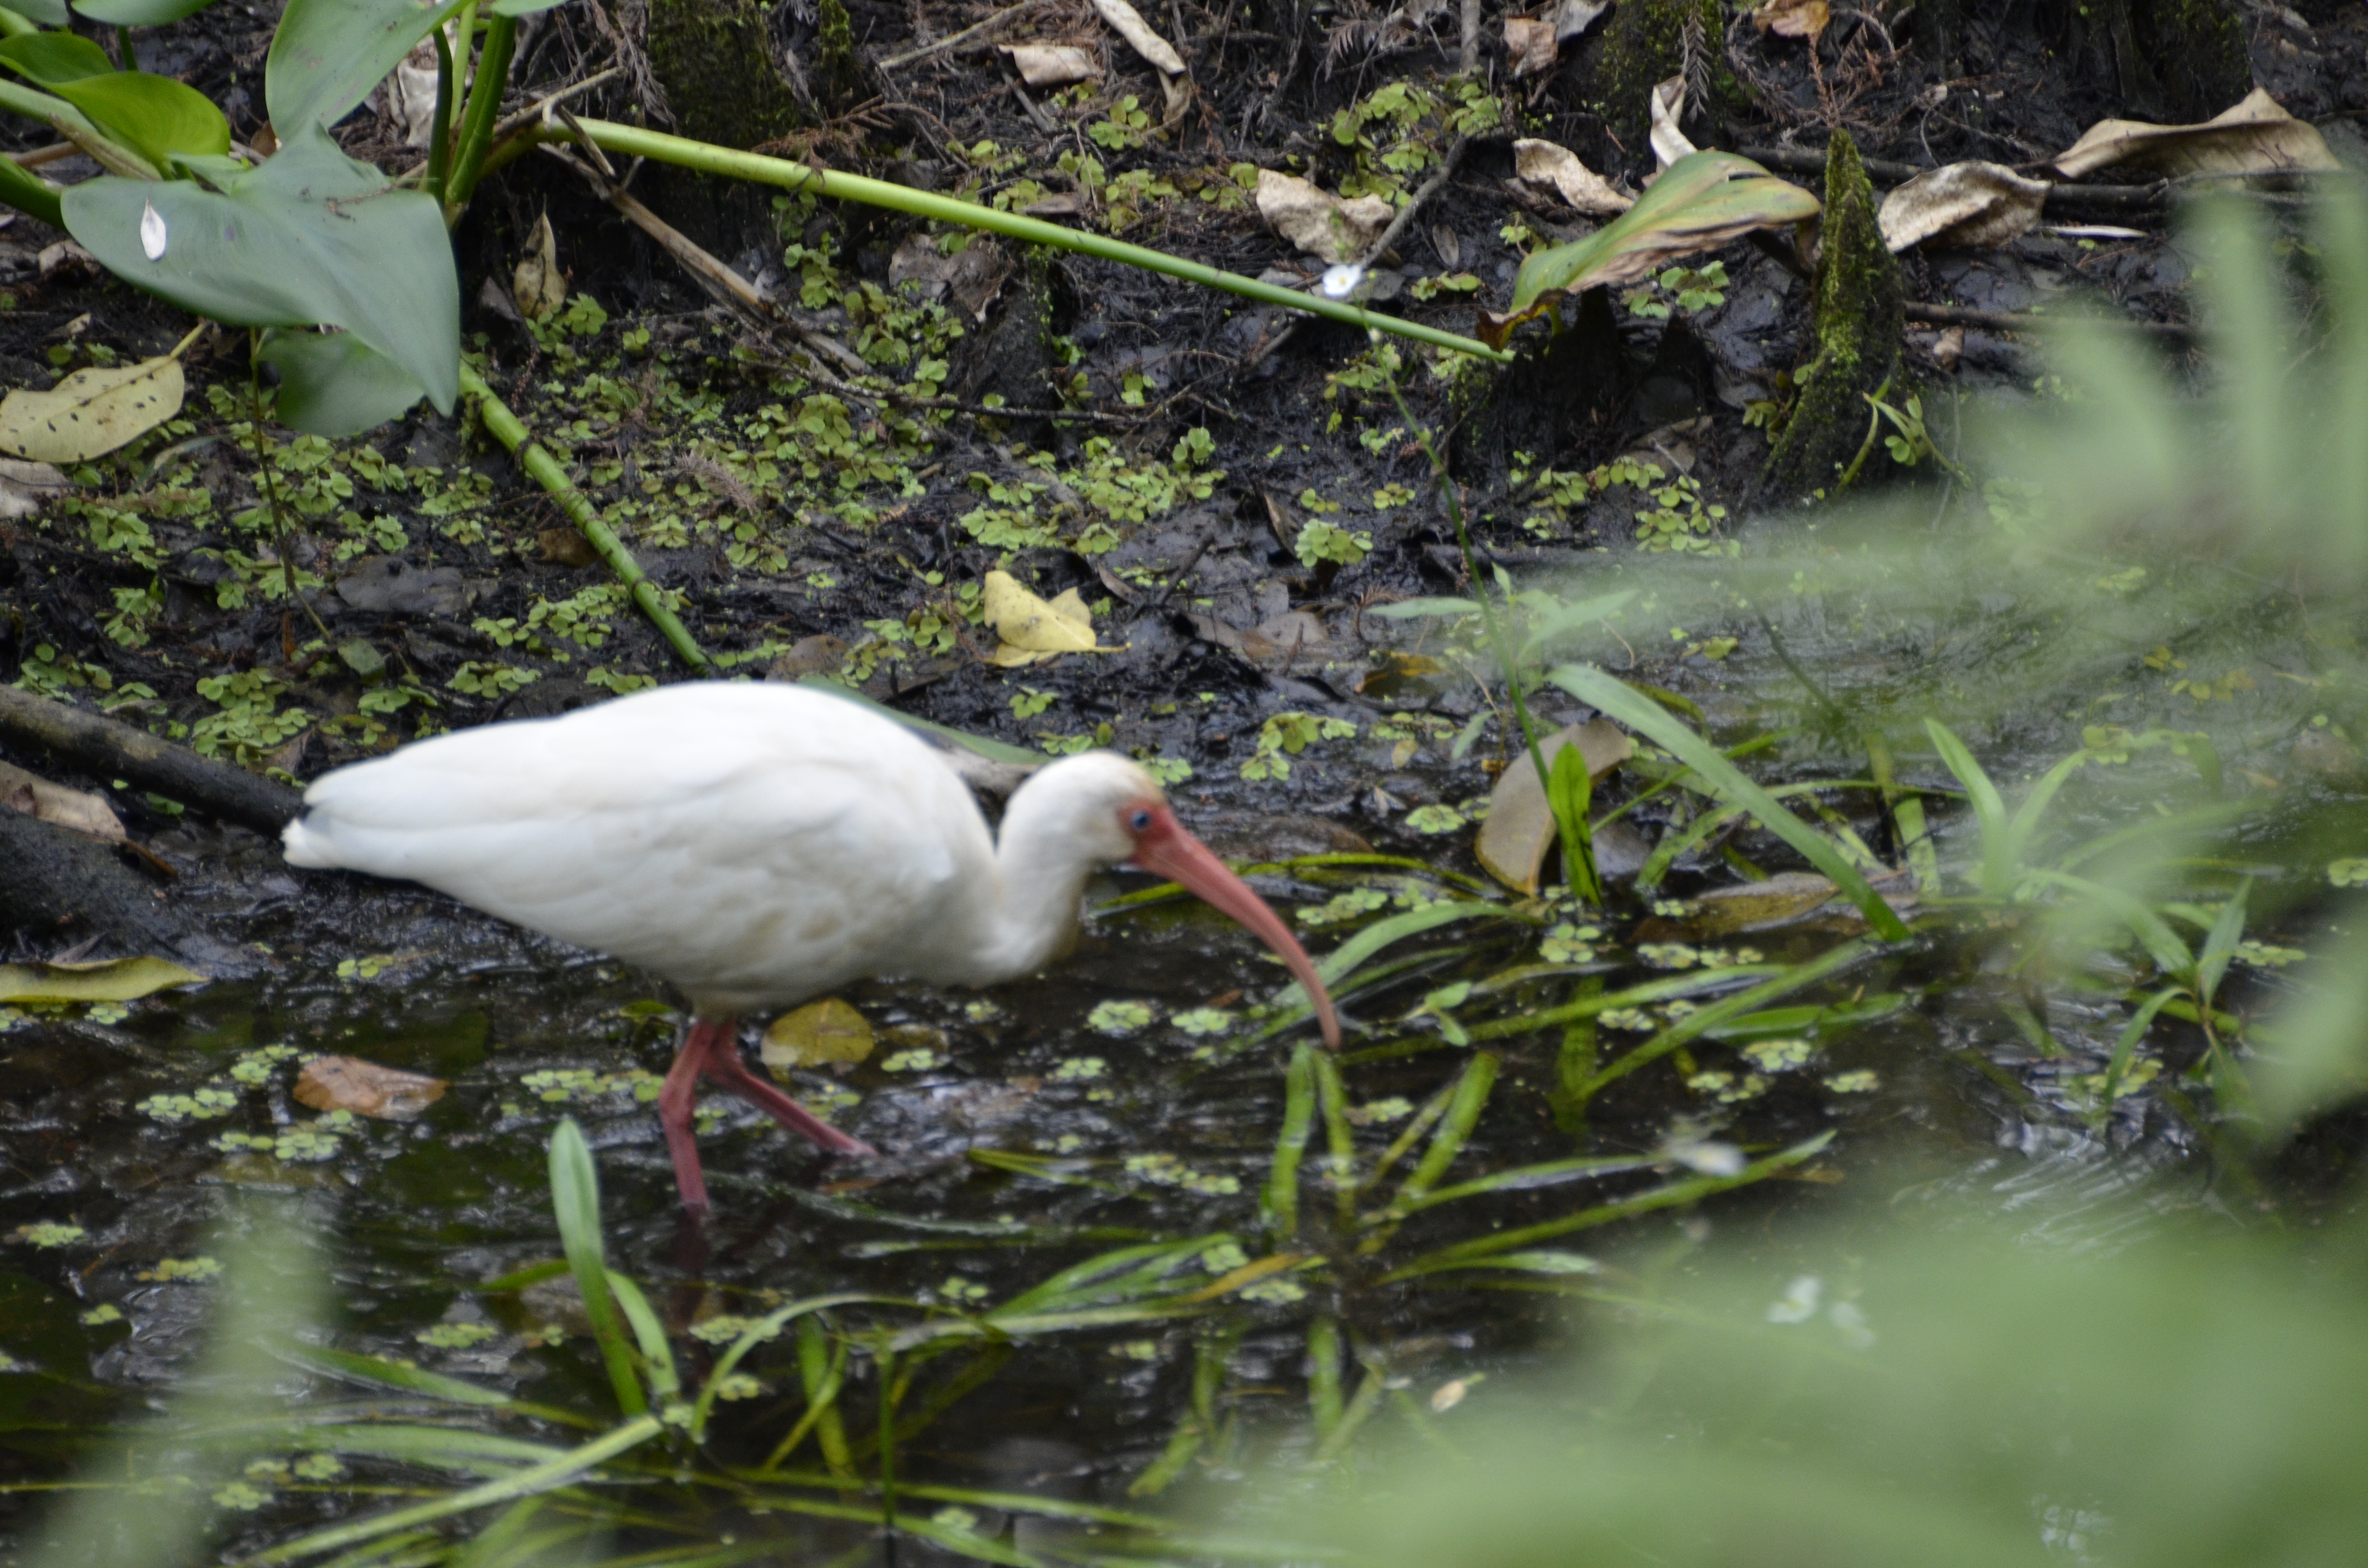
[641,0,805,255]
[1757,132,1903,504]
[1578,0,1736,145]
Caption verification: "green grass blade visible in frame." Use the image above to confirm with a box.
[276,1345,513,1408]
[253,1414,665,1563]
[292,1424,571,1475]
[1267,900,1505,1012]
[1923,719,2011,895]
[1382,1154,1657,1217]
[1553,665,1910,940]
[1306,1316,1343,1441]
[2028,870,2195,976]
[2196,878,2251,1011]
[1311,1050,1358,1227]
[1394,1052,1498,1209]
[2097,984,2183,1123]
[1997,745,2094,887]
[603,1270,678,1404]
[547,1119,647,1418]
[1573,938,1886,1102]
[1263,1045,1318,1242]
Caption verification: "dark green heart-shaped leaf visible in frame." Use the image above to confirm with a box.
[52,70,229,172]
[0,30,114,86]
[73,0,217,23]
[1480,151,1820,349]
[267,0,466,136]
[62,122,457,412]
[0,152,62,228]
[259,328,428,436]
[0,0,74,26]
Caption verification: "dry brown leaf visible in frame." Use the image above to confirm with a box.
[1752,0,1828,40]
[1685,869,1920,936]
[1474,720,1635,894]
[1090,0,1186,74]
[1254,170,1393,264]
[392,39,440,147]
[1513,138,1635,215]
[984,569,1119,666]
[1549,0,1609,40]
[761,998,876,1072]
[1649,76,1696,171]
[0,760,124,843]
[1878,160,2051,252]
[294,1055,449,1120]
[0,456,69,520]
[537,526,598,566]
[513,213,567,323]
[2053,87,2341,181]
[37,240,95,278]
[1000,43,1101,88]
[1505,16,1557,78]
[888,233,1011,322]
[0,356,184,464]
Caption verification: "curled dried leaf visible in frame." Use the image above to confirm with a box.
[1254,170,1394,264]
[2053,87,2340,181]
[294,1055,449,1120]
[1513,138,1634,216]
[1878,161,2051,252]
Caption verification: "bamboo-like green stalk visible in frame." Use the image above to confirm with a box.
[535,119,1513,364]
[441,11,514,218]
[457,364,714,674]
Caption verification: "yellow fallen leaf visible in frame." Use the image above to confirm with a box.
[2053,87,2341,181]
[1474,720,1635,894]
[294,1054,449,1119]
[0,956,204,1004]
[0,356,185,463]
[983,570,1121,666]
[761,997,875,1072]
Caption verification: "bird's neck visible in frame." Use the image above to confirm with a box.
[970,788,1104,982]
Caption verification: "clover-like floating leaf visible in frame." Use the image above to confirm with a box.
[52,70,230,173]
[258,328,431,436]
[0,355,184,462]
[62,122,458,412]
[267,0,469,137]
[0,29,112,85]
[72,0,218,24]
[1480,151,1819,349]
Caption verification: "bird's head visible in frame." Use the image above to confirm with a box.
[1034,753,1343,1050]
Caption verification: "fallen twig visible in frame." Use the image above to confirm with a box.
[1904,301,2192,339]
[456,365,713,675]
[0,686,303,832]
[878,0,1054,70]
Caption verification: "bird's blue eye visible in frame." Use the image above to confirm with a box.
[1129,808,1153,832]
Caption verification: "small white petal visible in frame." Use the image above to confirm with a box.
[139,199,166,260]
[1318,263,1365,299]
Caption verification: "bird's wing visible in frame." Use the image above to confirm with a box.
[285,685,994,1004]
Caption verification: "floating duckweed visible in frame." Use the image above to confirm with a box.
[520,1067,661,1104]
[2236,941,2307,968]
[1404,804,1467,835]
[1741,1038,1815,1072]
[1822,1070,1880,1093]
[211,1482,269,1511]
[1052,1056,1108,1081]
[1687,1070,1770,1103]
[802,1083,862,1115]
[1299,886,1390,927]
[964,999,1004,1022]
[1599,1007,1656,1031]
[292,1454,343,1481]
[932,1507,984,1535]
[1651,899,1690,918]
[1638,943,1702,969]
[0,1006,26,1032]
[1240,1277,1307,1304]
[417,1322,498,1350]
[690,1314,782,1346]
[2067,1059,2161,1101]
[1200,1241,1250,1273]
[86,1002,130,1026]
[12,1222,84,1248]
[1661,1000,1699,1021]
[1125,1153,1240,1196]
[1348,1096,1415,1125]
[139,1087,239,1123]
[1114,1339,1160,1360]
[1169,1006,1236,1036]
[939,1276,989,1304]
[1703,946,1764,966]
[1049,1133,1086,1153]
[880,1049,943,1072]
[2329,858,2368,887]
[79,1304,122,1326]
[335,955,400,980]
[1087,1000,1156,1035]
[214,1126,344,1162]
[139,1256,223,1283]
[1539,922,1602,964]
[711,1373,765,1401]
[228,1045,302,1086]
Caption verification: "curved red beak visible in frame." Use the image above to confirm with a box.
[1127,805,1341,1049]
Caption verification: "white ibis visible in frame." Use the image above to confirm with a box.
[281,682,1341,1212]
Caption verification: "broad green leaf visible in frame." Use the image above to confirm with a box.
[1370,596,1480,619]
[0,0,72,25]
[0,152,61,226]
[72,0,216,24]
[1480,151,1819,348]
[62,122,458,412]
[1262,1044,1317,1240]
[56,71,233,172]
[266,0,467,137]
[1551,664,1913,941]
[0,353,183,461]
[547,1118,646,1418]
[0,955,202,1003]
[257,327,427,436]
[0,29,112,84]
[2195,879,2251,1011]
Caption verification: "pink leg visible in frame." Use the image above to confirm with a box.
[702,1032,879,1158]
[657,1017,725,1214]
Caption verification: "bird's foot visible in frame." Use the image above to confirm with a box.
[703,1037,878,1158]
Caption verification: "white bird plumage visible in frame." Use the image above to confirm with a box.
[284,682,1339,1213]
